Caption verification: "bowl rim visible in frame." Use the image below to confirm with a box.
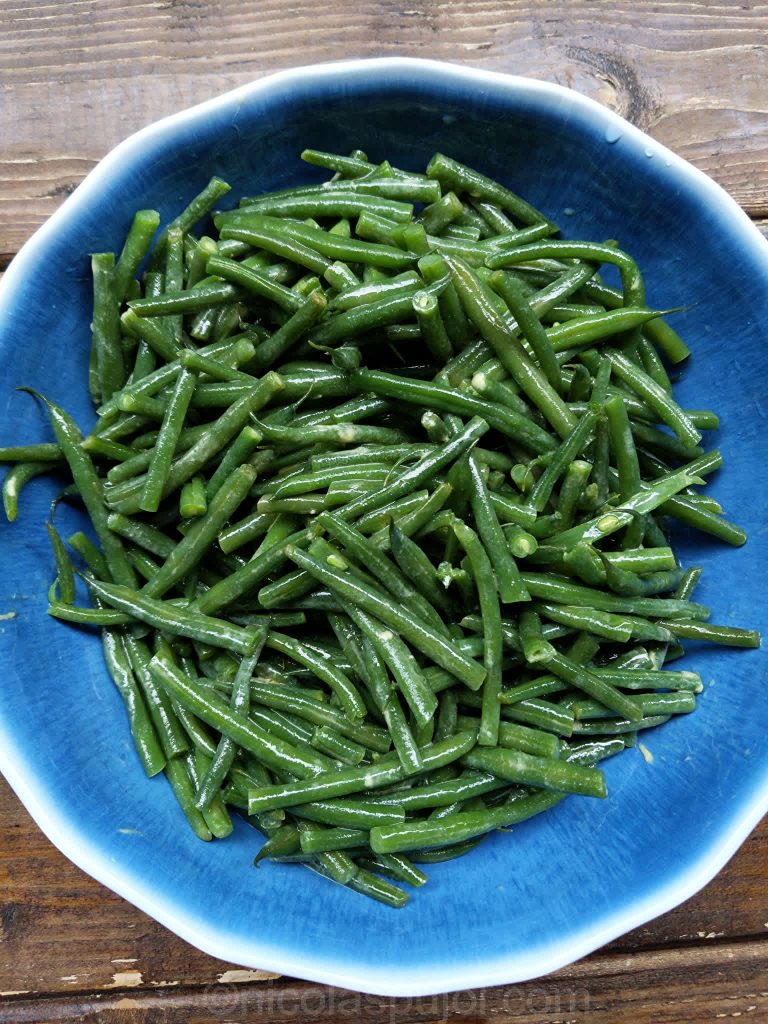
[1,56,767,998]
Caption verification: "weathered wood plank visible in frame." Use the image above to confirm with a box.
[2,1,768,254]
[1,778,766,1000]
[2,939,767,1023]
[1,3,767,1018]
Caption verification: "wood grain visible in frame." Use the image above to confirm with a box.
[3,940,768,1023]
[1,2,768,1020]
[2,1,768,255]
[1,777,767,1009]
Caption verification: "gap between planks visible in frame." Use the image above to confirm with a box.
[0,936,766,1024]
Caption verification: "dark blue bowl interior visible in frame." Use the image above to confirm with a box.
[0,63,765,994]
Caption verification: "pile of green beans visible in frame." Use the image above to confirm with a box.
[1,148,760,908]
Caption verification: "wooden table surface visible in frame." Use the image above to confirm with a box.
[1,2,767,1021]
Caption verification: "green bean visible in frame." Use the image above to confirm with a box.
[364,486,448,546]
[350,623,423,774]
[163,227,185,344]
[45,520,75,603]
[253,823,301,863]
[545,462,713,549]
[370,788,564,854]
[246,705,316,749]
[91,253,125,401]
[367,771,509,813]
[426,153,554,228]
[535,601,672,643]
[186,236,219,289]
[272,465,389,499]
[299,826,368,853]
[247,289,329,373]
[310,726,366,766]
[602,395,641,501]
[357,853,428,888]
[164,757,212,841]
[286,545,485,689]
[218,508,276,554]
[493,271,563,392]
[659,495,747,546]
[205,427,264,503]
[600,556,685,598]
[334,418,489,527]
[47,602,133,626]
[24,392,136,588]
[593,667,704,692]
[571,715,670,736]
[253,420,408,448]
[470,199,516,234]
[606,349,701,448]
[127,278,240,318]
[106,513,175,560]
[2,462,56,522]
[451,518,502,745]
[106,374,282,515]
[156,176,231,253]
[195,635,267,811]
[99,628,165,776]
[91,410,153,443]
[232,215,416,271]
[356,209,404,247]
[114,209,161,301]
[463,746,606,798]
[412,289,453,363]
[230,190,415,223]
[485,492,537,531]
[487,240,644,308]
[352,368,554,453]
[139,368,198,513]
[443,255,576,438]
[387,521,450,614]
[123,635,190,759]
[65,530,110,582]
[466,455,529,603]
[349,606,438,729]
[219,223,330,275]
[310,281,434,346]
[300,148,376,177]
[265,630,367,722]
[316,512,449,638]
[204,255,303,313]
[674,566,703,601]
[520,572,709,620]
[86,575,262,655]
[144,464,256,599]
[195,521,308,616]
[658,620,761,648]
[335,278,421,313]
[345,868,409,908]
[0,442,63,463]
[247,731,477,813]
[529,407,599,514]
[542,651,643,721]
[545,308,664,352]
[148,652,332,777]
[185,751,232,838]
[101,334,253,421]
[501,524,536,559]
[81,436,138,463]
[518,608,555,663]
[178,349,252,385]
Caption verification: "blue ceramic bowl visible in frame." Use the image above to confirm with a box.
[0,59,766,997]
